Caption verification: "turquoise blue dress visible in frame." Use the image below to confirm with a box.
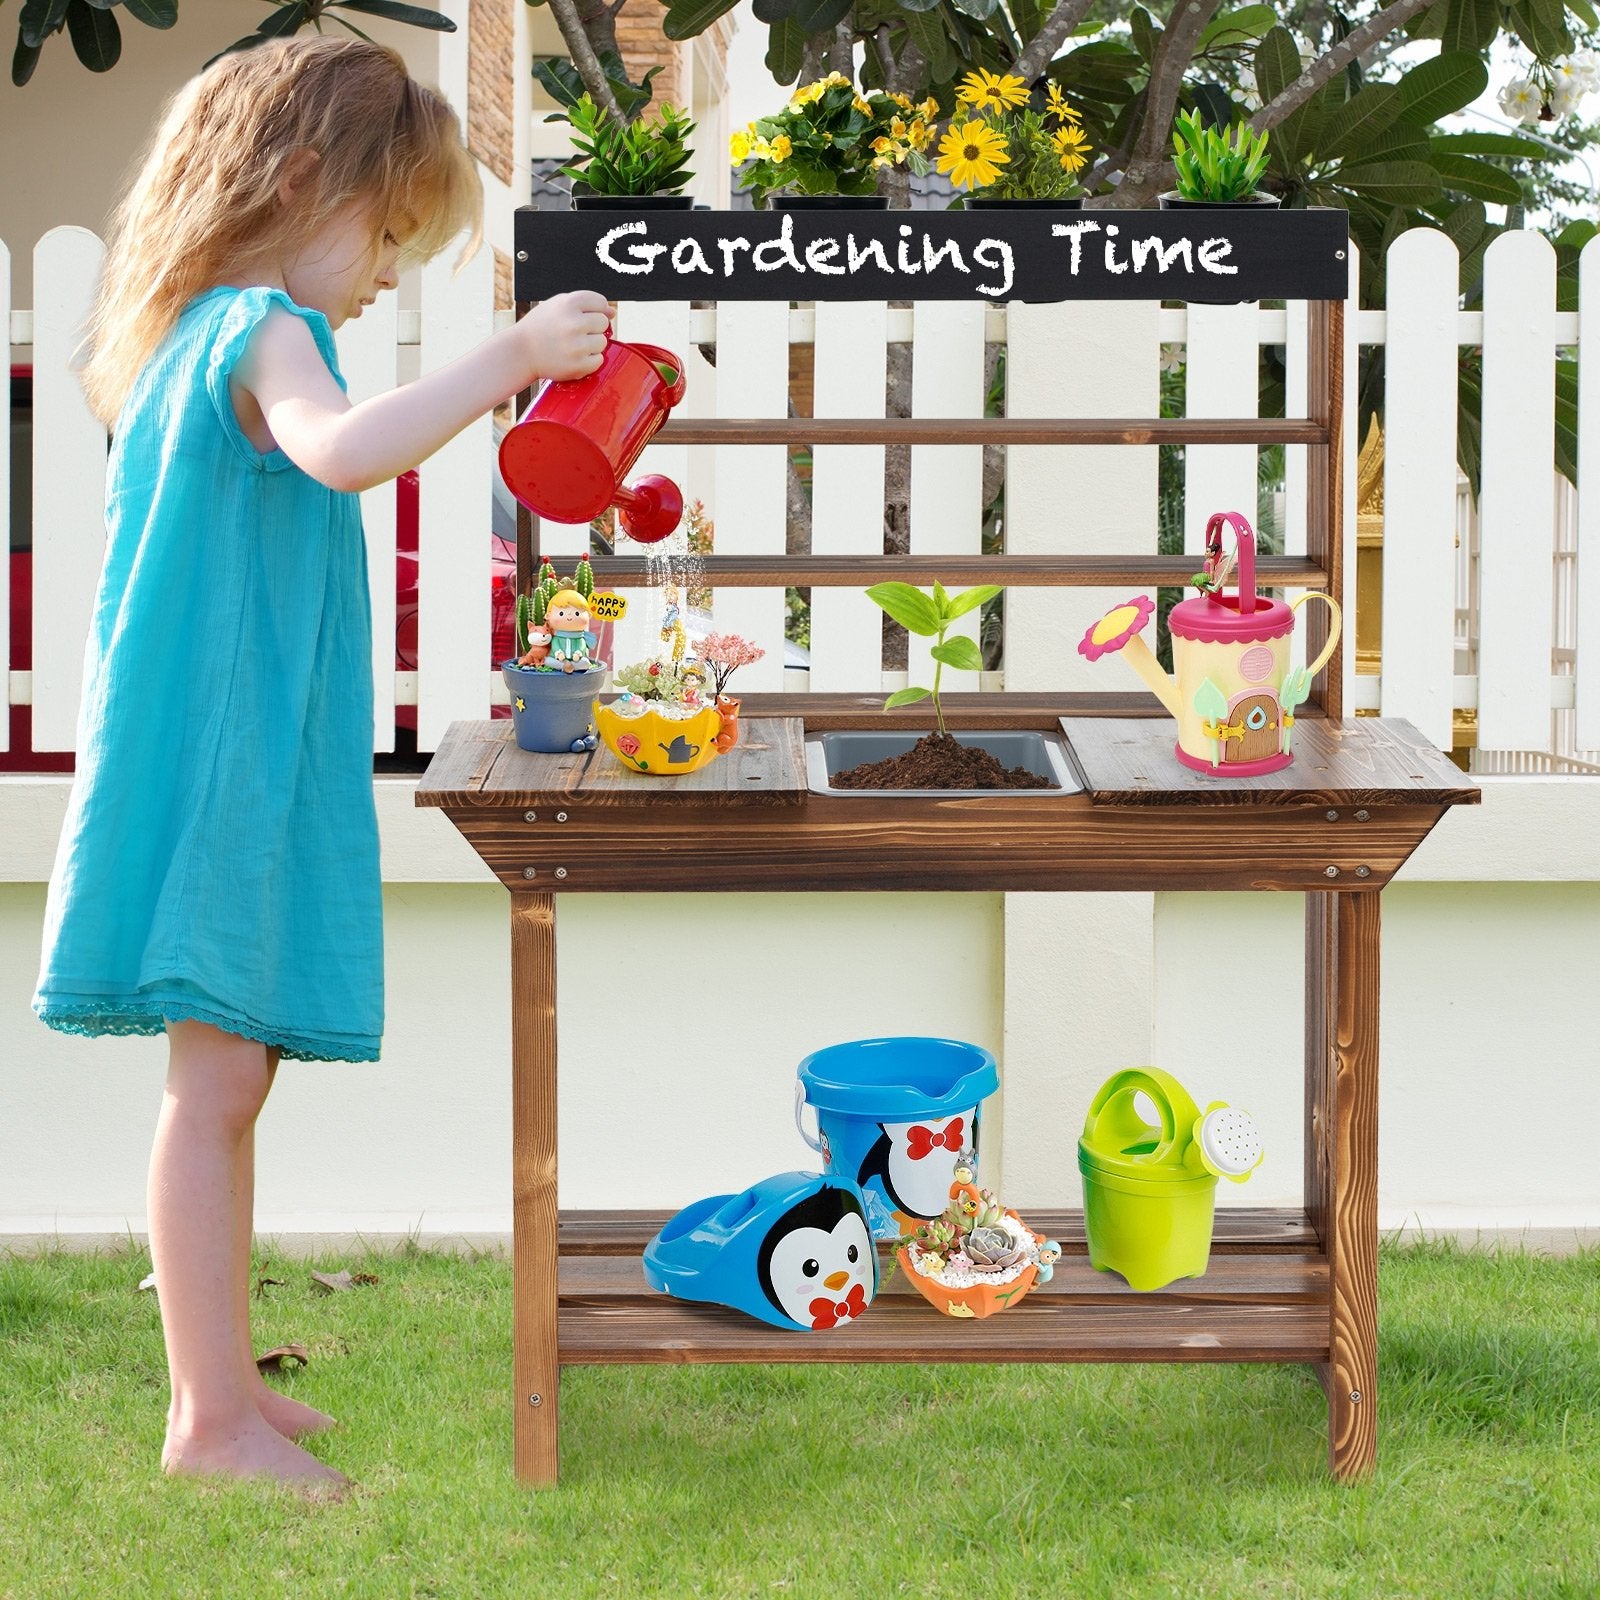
[33,286,383,1062]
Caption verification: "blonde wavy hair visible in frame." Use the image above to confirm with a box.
[82,35,482,424]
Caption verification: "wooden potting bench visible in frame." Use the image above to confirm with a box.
[416,208,1479,1485]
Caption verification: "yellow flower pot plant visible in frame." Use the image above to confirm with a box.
[731,71,937,208]
[938,71,1092,208]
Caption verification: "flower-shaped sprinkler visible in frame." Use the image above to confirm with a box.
[498,333,687,544]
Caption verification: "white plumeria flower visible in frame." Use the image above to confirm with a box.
[1550,79,1586,118]
[1159,343,1186,374]
[1238,66,1262,111]
[1560,49,1599,90]
[1498,77,1543,124]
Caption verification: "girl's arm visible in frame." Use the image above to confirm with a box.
[234,290,613,493]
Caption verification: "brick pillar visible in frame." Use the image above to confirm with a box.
[468,0,515,186]
[615,0,683,107]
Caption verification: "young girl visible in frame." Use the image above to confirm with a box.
[33,36,610,1494]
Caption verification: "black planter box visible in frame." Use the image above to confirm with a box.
[805,730,1080,798]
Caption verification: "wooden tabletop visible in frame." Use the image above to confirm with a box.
[417,712,1480,813]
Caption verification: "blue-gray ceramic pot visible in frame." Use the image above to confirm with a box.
[502,661,604,754]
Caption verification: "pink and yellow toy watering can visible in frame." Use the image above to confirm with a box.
[1078,511,1341,776]
[498,332,686,544]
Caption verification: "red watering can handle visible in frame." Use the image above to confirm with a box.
[628,340,687,408]
[1204,509,1257,613]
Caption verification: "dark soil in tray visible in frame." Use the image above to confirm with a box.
[830,733,1054,790]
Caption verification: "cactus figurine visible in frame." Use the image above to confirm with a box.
[575,552,594,601]
[515,592,533,658]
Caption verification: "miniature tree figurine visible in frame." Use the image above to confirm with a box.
[695,632,767,699]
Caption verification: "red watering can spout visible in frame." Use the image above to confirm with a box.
[498,334,687,545]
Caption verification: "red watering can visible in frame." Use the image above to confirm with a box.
[498,333,686,544]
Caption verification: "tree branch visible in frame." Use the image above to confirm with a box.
[1250,0,1442,134]
[828,18,853,77]
[799,30,829,85]
[1103,0,1221,209]
[1009,0,1099,84]
[547,0,624,122]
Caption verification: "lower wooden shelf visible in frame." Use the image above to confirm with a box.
[552,1207,1330,1369]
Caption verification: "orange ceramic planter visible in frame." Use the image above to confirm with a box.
[897,1248,1038,1319]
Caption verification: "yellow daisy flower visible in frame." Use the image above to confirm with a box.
[1053,122,1092,173]
[1045,82,1081,123]
[957,69,1028,112]
[936,119,1011,190]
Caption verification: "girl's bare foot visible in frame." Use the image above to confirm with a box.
[254,1382,338,1440]
[163,1412,349,1497]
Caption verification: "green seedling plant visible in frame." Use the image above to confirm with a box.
[1171,109,1270,202]
[553,94,695,197]
[866,581,1000,737]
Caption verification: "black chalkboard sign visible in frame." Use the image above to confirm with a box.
[514,206,1348,304]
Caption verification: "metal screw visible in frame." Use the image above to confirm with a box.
[523,867,537,880]
[528,1392,542,1407]
[1349,1389,1362,1404]
[1326,809,1339,821]
[556,811,568,823]
[1355,865,1371,879]
[1325,866,1340,878]
[1335,249,1347,260]
[555,867,568,879]
[524,810,537,823]
[1355,809,1370,822]
[516,250,529,262]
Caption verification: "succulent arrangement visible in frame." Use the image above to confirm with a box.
[515,555,596,668]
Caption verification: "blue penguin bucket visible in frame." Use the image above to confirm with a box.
[501,662,602,754]
[642,1172,877,1331]
[795,1036,999,1240]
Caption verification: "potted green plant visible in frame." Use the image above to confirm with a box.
[551,93,695,209]
[805,581,1077,794]
[730,72,937,209]
[502,556,608,753]
[1160,108,1275,209]
[938,71,1092,209]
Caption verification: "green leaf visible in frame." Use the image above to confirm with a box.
[662,0,741,42]
[930,636,984,672]
[1329,160,1442,204]
[256,1,311,38]
[1314,82,1403,162]
[943,583,1001,620]
[19,0,69,47]
[865,583,942,637]
[792,0,853,29]
[334,0,456,28]
[932,579,950,616]
[1430,131,1549,159]
[752,0,795,19]
[1128,5,1156,63]
[1253,26,1301,108]
[1566,0,1599,26]
[11,32,42,85]
[883,686,933,710]
[1198,5,1276,51]
[1510,0,1572,57]
[764,16,805,84]
[948,0,1000,17]
[121,0,178,24]
[1442,0,1499,51]
[65,0,118,69]
[1396,52,1488,126]
[1431,154,1525,206]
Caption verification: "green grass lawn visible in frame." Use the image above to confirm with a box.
[2,1240,1597,1600]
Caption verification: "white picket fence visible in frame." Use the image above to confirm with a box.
[5,225,1597,766]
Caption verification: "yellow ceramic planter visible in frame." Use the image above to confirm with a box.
[594,700,727,775]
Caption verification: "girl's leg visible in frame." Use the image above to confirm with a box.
[151,1019,346,1490]
[235,1055,336,1438]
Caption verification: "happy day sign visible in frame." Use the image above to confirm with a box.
[514,207,1348,305]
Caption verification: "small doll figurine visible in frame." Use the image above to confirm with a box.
[711,693,741,753]
[517,623,553,669]
[949,1147,982,1215]
[1033,1239,1062,1285]
[546,588,597,673]
[679,663,706,707]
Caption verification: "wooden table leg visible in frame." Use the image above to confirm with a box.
[511,890,559,1485]
[1305,890,1380,1481]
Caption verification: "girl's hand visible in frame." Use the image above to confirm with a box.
[515,291,613,384]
